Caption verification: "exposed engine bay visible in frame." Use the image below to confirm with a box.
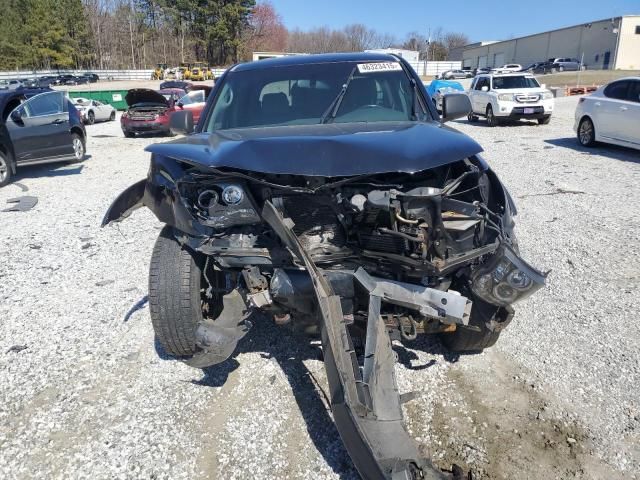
[103,152,546,480]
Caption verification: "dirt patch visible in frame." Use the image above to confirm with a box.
[419,351,625,479]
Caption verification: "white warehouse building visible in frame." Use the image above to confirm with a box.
[461,15,640,70]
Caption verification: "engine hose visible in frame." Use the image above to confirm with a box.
[395,211,419,224]
[378,227,423,243]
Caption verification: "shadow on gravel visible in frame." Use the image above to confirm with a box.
[545,137,640,163]
[13,162,89,183]
[158,319,359,479]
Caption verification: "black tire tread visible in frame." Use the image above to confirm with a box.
[148,226,202,357]
[441,325,500,352]
[0,150,11,188]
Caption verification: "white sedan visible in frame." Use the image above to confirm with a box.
[574,77,640,150]
[72,97,117,124]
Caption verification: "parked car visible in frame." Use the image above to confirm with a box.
[120,88,185,137]
[6,80,23,90]
[103,52,546,480]
[426,79,465,112]
[492,64,522,73]
[473,67,491,76]
[159,80,193,92]
[0,89,86,187]
[440,69,473,79]
[174,86,212,124]
[519,62,545,73]
[544,58,582,73]
[468,73,554,126]
[574,77,640,150]
[72,97,116,124]
[81,73,100,83]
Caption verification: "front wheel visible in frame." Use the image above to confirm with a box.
[467,112,478,122]
[0,150,12,188]
[538,115,551,125]
[87,111,95,125]
[149,226,204,357]
[109,111,116,121]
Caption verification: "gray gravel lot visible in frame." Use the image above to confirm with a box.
[0,96,638,479]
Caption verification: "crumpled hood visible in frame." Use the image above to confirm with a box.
[145,121,483,177]
[125,88,168,107]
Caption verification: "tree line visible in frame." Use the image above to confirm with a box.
[0,0,469,71]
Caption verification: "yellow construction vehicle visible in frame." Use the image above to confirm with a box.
[179,62,192,80]
[153,63,168,80]
[192,62,212,81]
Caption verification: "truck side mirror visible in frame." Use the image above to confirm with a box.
[169,110,194,135]
[441,93,472,123]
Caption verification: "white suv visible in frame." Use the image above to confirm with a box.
[467,73,554,126]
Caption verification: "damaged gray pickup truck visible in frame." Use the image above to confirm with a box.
[103,53,546,479]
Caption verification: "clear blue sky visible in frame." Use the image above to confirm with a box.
[270,0,639,43]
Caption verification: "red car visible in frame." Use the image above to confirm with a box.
[174,85,212,124]
[121,88,185,137]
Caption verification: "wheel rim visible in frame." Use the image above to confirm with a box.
[0,156,7,182]
[579,120,593,145]
[88,112,94,123]
[73,137,84,159]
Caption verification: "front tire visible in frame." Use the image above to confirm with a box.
[109,111,116,121]
[440,298,502,352]
[149,226,203,357]
[0,150,12,188]
[467,112,478,122]
[486,105,499,127]
[538,115,551,125]
[87,111,95,125]
[578,117,596,147]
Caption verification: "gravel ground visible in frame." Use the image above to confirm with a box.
[0,96,638,479]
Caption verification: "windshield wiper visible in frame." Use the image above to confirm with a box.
[319,66,358,124]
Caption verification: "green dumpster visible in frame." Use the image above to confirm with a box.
[68,89,130,110]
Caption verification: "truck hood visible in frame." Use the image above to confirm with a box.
[144,121,483,177]
[125,88,168,107]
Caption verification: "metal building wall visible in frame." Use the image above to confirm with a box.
[462,17,625,70]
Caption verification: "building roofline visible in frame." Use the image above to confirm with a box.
[465,15,639,49]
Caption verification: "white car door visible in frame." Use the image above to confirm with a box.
[597,80,630,142]
[93,101,107,121]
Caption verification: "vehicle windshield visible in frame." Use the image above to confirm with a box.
[205,61,427,131]
[492,76,540,89]
[179,90,206,105]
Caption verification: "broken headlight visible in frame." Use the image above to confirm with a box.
[471,245,546,306]
[188,182,261,229]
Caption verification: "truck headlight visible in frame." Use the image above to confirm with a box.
[472,245,547,306]
[222,185,244,205]
[498,93,514,101]
[541,91,554,99]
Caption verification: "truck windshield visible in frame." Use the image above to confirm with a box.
[493,76,540,89]
[205,61,427,131]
